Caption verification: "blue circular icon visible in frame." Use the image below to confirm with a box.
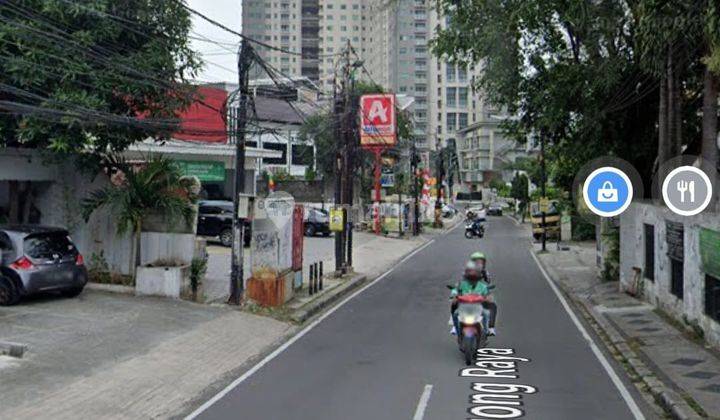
[582,167,634,217]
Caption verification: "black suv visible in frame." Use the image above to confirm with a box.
[197,200,251,247]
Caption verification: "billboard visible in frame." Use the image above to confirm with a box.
[360,94,396,148]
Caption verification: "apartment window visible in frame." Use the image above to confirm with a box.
[340,4,346,9]
[447,113,457,132]
[399,47,407,54]
[458,113,468,129]
[353,4,359,9]
[416,84,426,93]
[667,221,684,300]
[327,4,333,8]
[341,26,347,31]
[644,224,655,281]
[458,87,468,107]
[326,25,333,30]
[706,275,720,322]
[327,15,333,20]
[341,15,347,20]
[446,88,456,107]
[458,67,467,82]
[414,71,426,78]
[446,64,456,82]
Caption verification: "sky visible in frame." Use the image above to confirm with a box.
[187,0,242,83]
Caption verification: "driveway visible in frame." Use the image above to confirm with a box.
[0,290,293,419]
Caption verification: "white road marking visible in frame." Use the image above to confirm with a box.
[529,250,646,420]
[412,384,433,420]
[185,238,437,420]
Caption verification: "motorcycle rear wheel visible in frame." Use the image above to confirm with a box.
[464,230,474,239]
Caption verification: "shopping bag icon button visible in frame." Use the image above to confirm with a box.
[597,181,618,202]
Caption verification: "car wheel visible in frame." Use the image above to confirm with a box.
[323,231,331,237]
[220,229,233,247]
[62,287,84,298]
[305,224,316,237]
[0,277,19,306]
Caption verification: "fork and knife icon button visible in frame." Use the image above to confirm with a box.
[676,180,696,203]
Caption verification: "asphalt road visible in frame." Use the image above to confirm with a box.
[191,217,653,420]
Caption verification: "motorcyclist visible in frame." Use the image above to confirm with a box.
[469,252,498,335]
[450,261,493,336]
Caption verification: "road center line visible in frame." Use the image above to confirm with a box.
[529,250,646,420]
[412,384,433,420]
[184,237,437,420]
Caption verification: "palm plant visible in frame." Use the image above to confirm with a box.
[82,155,198,278]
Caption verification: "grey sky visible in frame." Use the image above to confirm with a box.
[187,0,242,83]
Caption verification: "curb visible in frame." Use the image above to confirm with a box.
[289,274,367,323]
[85,282,135,294]
[533,250,703,420]
[0,340,26,358]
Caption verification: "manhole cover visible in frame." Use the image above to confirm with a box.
[698,384,720,394]
[670,358,704,367]
[685,371,717,380]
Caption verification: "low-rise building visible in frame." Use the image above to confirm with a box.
[455,117,535,191]
[620,202,720,348]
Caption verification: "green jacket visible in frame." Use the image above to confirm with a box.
[456,279,490,296]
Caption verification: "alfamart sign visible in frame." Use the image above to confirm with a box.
[360,94,396,148]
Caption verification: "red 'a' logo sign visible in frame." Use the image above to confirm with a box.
[360,94,396,148]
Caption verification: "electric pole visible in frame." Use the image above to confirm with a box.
[540,131,547,252]
[333,78,344,275]
[411,140,420,236]
[229,42,254,305]
[434,145,445,228]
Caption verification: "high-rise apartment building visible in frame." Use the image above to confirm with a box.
[427,7,484,151]
[242,0,303,78]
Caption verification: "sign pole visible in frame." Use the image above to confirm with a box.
[374,148,382,234]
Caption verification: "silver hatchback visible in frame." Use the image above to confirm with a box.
[0,226,88,305]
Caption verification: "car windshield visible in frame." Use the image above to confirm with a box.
[24,232,75,260]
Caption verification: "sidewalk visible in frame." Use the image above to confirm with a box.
[537,241,720,420]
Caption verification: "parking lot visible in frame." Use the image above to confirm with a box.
[0,290,292,418]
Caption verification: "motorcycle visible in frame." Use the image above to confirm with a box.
[464,220,485,239]
[448,284,495,365]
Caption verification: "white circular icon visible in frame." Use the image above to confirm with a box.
[582,167,634,217]
[661,166,713,216]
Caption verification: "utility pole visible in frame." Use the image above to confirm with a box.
[229,42,253,305]
[411,140,420,236]
[434,145,445,228]
[540,131,547,252]
[333,78,344,275]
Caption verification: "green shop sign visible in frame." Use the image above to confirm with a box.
[700,228,720,279]
[176,161,225,182]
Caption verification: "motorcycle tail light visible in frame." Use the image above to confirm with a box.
[10,256,35,271]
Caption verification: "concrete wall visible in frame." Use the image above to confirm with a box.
[620,202,720,347]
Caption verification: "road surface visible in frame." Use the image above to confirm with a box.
[190,217,653,419]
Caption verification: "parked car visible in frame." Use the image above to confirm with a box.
[304,208,331,237]
[442,204,458,218]
[0,226,88,306]
[197,200,251,247]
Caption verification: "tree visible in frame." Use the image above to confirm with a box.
[297,81,413,199]
[0,1,201,222]
[435,0,720,203]
[510,173,529,222]
[432,1,663,196]
[82,155,198,278]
